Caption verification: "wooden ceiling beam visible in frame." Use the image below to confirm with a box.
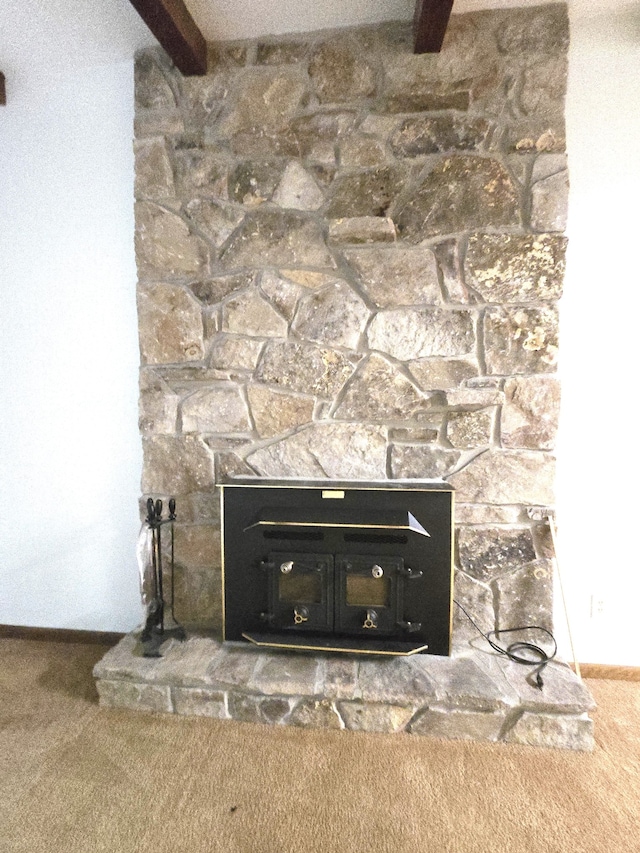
[127,0,207,75]
[413,0,454,54]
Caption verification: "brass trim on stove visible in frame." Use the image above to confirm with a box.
[241,632,430,657]
[221,480,453,494]
[448,490,455,657]
[245,518,430,536]
[220,486,227,640]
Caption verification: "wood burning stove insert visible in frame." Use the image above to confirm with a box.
[221,479,454,656]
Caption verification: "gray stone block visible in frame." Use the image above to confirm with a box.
[505,712,594,751]
[410,707,507,742]
[289,699,344,729]
[358,657,436,705]
[338,701,415,733]
[172,687,228,718]
[426,655,519,712]
[227,693,293,725]
[96,679,173,714]
[248,652,320,697]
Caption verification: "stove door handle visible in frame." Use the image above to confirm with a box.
[362,609,378,630]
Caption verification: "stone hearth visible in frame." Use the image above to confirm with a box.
[94,634,595,750]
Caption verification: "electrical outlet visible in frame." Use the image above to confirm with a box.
[590,594,606,618]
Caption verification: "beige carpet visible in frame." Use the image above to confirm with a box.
[0,638,638,853]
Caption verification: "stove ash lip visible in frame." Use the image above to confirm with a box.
[220,478,454,658]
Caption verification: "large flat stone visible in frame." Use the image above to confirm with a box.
[410,708,508,742]
[181,386,251,434]
[333,353,436,422]
[291,280,370,349]
[338,702,415,733]
[247,385,315,438]
[255,341,355,398]
[246,423,387,480]
[464,233,566,303]
[221,210,336,270]
[172,687,227,717]
[426,655,518,711]
[136,202,208,277]
[358,657,436,704]
[395,157,521,241]
[248,653,320,697]
[449,449,555,506]
[222,288,289,338]
[227,693,293,725]
[390,115,491,157]
[501,375,561,450]
[368,307,475,361]
[309,37,377,103]
[96,679,173,714]
[505,712,594,751]
[289,699,344,729]
[327,167,403,218]
[343,246,441,308]
[138,283,204,365]
[484,306,559,375]
[458,527,537,583]
[141,435,215,494]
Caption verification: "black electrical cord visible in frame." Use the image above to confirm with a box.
[454,599,557,690]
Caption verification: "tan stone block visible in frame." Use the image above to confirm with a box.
[247,385,314,438]
[328,217,397,245]
[333,353,435,422]
[142,435,215,494]
[289,699,343,729]
[505,712,594,751]
[501,375,560,450]
[138,283,204,365]
[135,202,208,278]
[181,386,251,434]
[222,289,288,338]
[291,280,370,350]
[411,707,507,742]
[338,702,414,733]
[135,138,175,200]
[447,410,493,449]
[368,307,475,361]
[246,423,387,480]
[449,449,555,506]
[172,687,227,717]
[96,679,173,713]
[343,246,441,308]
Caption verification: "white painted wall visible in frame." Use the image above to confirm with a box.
[0,2,153,632]
[1,0,638,661]
[555,0,640,665]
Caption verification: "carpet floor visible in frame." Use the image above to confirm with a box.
[0,638,638,853]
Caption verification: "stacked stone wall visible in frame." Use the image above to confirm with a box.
[134,4,569,642]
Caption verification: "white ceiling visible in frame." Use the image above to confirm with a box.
[1,0,614,90]
[1,0,562,84]
[186,0,560,41]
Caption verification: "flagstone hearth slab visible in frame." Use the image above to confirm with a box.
[94,632,595,751]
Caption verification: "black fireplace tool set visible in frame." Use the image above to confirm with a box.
[140,497,186,658]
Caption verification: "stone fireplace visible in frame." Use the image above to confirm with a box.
[94,3,596,749]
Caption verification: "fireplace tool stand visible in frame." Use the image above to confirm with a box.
[140,497,186,658]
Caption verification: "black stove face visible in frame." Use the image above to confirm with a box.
[221,480,454,656]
